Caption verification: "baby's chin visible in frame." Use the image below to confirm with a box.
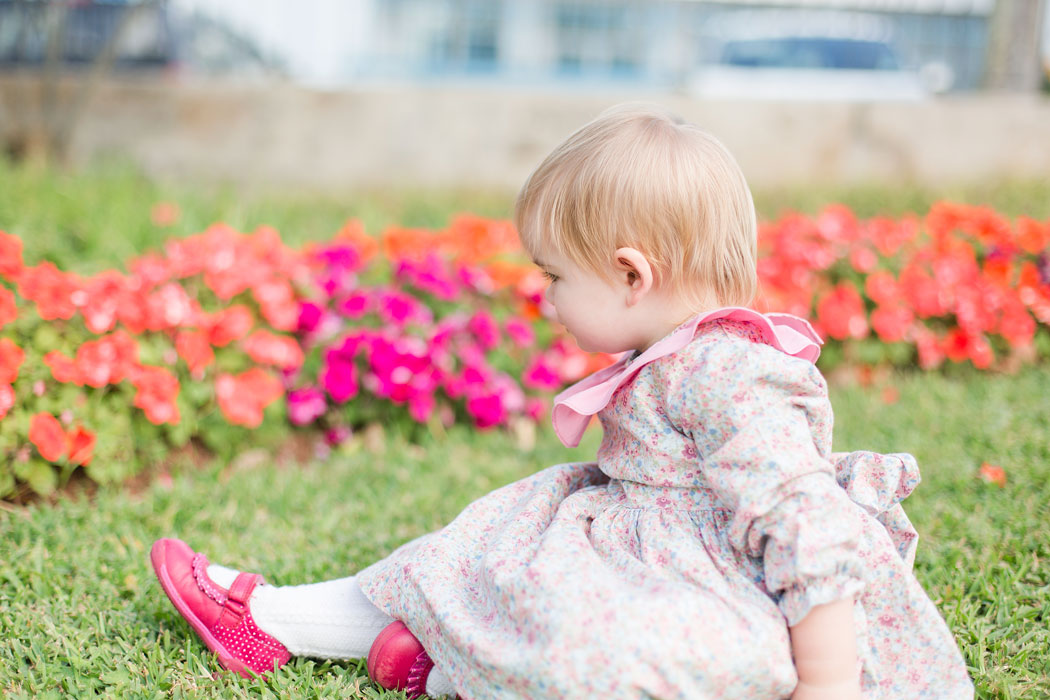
[573,335,638,356]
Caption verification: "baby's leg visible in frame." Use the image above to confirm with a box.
[206,563,457,697]
[207,564,387,659]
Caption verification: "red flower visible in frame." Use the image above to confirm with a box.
[912,326,944,370]
[849,246,878,274]
[216,368,283,428]
[0,287,16,327]
[128,252,173,289]
[130,365,181,425]
[242,330,304,369]
[864,270,900,306]
[29,412,65,462]
[943,329,993,369]
[864,216,918,257]
[143,282,198,331]
[899,263,945,318]
[17,262,80,320]
[175,330,214,373]
[44,351,83,385]
[978,462,1006,487]
[0,384,14,419]
[0,231,23,280]
[816,283,868,341]
[151,201,181,227]
[0,338,24,384]
[253,279,300,332]
[870,305,914,344]
[1016,217,1050,255]
[205,305,253,347]
[66,425,96,466]
[75,331,138,388]
[79,270,129,334]
[997,295,1036,347]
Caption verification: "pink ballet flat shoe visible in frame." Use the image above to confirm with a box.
[150,538,291,677]
[367,620,435,698]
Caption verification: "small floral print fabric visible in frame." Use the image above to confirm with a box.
[356,316,974,699]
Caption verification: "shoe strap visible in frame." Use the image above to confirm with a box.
[218,572,261,629]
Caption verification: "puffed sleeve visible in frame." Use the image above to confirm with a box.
[662,328,866,626]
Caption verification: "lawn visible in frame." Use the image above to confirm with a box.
[1,163,1048,698]
[2,366,1048,699]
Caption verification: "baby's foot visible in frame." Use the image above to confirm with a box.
[150,538,291,677]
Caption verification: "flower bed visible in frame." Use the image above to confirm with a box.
[1,202,1048,499]
[759,203,1050,369]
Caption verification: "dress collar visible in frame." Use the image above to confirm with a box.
[550,307,823,447]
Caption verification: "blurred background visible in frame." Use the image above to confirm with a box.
[0,0,1048,191]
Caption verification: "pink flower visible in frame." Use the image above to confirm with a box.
[316,244,362,272]
[287,386,327,426]
[467,310,500,350]
[504,318,535,347]
[457,265,495,295]
[338,290,372,319]
[409,392,436,423]
[377,290,431,327]
[367,337,436,404]
[321,359,359,403]
[522,355,562,390]
[298,301,325,333]
[324,425,352,446]
[396,254,460,301]
[525,397,546,421]
[466,392,505,429]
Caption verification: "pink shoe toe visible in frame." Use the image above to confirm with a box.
[367,620,435,698]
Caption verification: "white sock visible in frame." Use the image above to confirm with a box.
[426,667,457,697]
[206,564,456,695]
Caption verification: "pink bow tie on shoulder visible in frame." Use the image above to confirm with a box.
[550,307,823,448]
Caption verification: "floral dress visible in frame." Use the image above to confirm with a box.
[356,308,974,700]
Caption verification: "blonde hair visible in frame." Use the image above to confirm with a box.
[515,104,757,310]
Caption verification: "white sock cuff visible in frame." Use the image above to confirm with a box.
[426,666,457,697]
[206,564,240,589]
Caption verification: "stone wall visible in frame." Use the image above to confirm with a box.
[3,76,1049,191]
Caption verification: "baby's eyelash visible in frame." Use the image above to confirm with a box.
[541,271,559,282]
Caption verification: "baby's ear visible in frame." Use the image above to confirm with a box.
[613,247,653,305]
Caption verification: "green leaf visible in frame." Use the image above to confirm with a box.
[0,466,15,498]
[24,460,57,496]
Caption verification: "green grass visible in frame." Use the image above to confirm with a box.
[1,367,1048,699]
[0,159,514,275]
